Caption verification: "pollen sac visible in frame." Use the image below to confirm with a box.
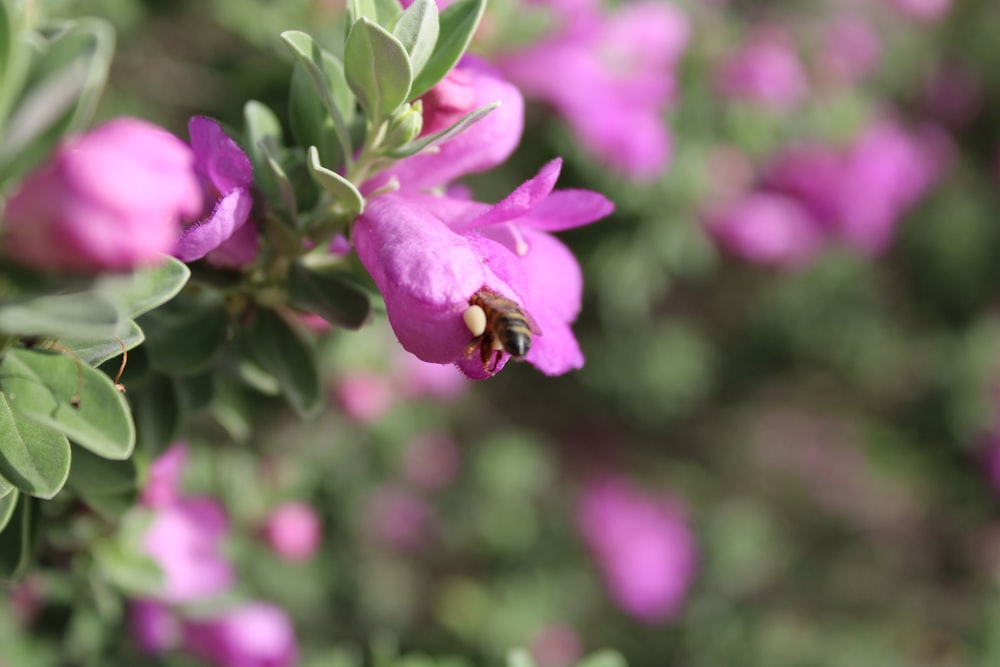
[463,304,487,337]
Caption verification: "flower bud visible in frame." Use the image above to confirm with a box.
[2,118,201,272]
[383,101,424,151]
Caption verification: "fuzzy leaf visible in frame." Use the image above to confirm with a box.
[0,348,135,460]
[306,146,364,216]
[344,17,412,123]
[393,0,439,77]
[0,292,120,338]
[0,494,36,579]
[96,257,190,319]
[0,392,71,498]
[142,299,229,377]
[409,0,485,99]
[0,489,17,536]
[62,320,144,367]
[244,100,285,202]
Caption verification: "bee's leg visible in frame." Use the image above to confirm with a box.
[480,340,492,372]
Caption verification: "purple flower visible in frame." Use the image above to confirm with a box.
[576,476,697,624]
[354,159,613,378]
[496,1,688,180]
[334,371,396,423]
[715,27,809,110]
[260,501,323,563]
[2,118,202,272]
[174,116,256,265]
[704,192,826,270]
[819,16,881,84]
[182,602,299,667]
[131,599,181,654]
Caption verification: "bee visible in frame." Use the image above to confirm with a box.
[463,288,540,374]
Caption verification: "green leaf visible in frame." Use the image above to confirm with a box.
[244,100,285,202]
[0,489,17,536]
[259,139,300,220]
[287,261,371,330]
[0,392,71,498]
[0,0,29,132]
[0,468,13,499]
[62,319,144,367]
[0,494,37,580]
[131,374,180,454]
[306,146,364,216]
[410,0,485,99]
[245,308,321,418]
[281,30,354,164]
[387,101,498,159]
[393,0,439,77]
[174,372,214,415]
[344,18,413,123]
[0,292,120,338]
[289,65,341,170]
[97,256,191,319]
[0,18,115,182]
[0,348,135,460]
[66,446,137,519]
[575,651,627,667]
[142,298,229,376]
[348,0,403,27]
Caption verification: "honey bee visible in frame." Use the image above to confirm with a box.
[463,288,540,373]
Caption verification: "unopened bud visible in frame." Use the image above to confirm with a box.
[384,101,424,150]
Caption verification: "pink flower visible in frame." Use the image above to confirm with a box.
[704,192,825,270]
[577,477,697,623]
[715,28,809,110]
[354,159,612,378]
[182,602,299,667]
[260,502,322,563]
[137,444,235,604]
[131,599,181,654]
[497,1,688,180]
[396,350,469,401]
[2,118,201,272]
[334,372,396,423]
[174,116,256,265]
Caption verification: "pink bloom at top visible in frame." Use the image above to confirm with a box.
[261,501,323,563]
[182,602,298,667]
[367,56,524,194]
[174,116,256,265]
[577,476,697,624]
[715,27,809,110]
[889,0,951,22]
[497,1,688,180]
[354,159,613,378]
[2,118,201,272]
[704,192,826,270]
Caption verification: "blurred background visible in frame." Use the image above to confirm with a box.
[5,0,1000,665]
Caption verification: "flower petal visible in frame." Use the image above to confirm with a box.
[457,159,563,230]
[174,188,253,262]
[188,116,253,193]
[515,188,615,232]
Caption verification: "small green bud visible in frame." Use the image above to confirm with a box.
[383,101,424,151]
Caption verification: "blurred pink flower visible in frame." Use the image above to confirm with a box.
[819,16,881,84]
[2,117,201,272]
[365,485,435,552]
[889,0,951,22]
[131,599,181,654]
[174,116,257,266]
[334,372,396,423]
[704,192,826,270]
[396,350,470,401]
[261,501,323,563]
[530,625,583,667]
[182,602,299,667]
[497,1,688,180]
[403,433,462,490]
[137,443,235,604]
[577,477,697,623]
[715,28,809,110]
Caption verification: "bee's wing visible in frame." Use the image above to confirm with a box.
[523,308,542,336]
